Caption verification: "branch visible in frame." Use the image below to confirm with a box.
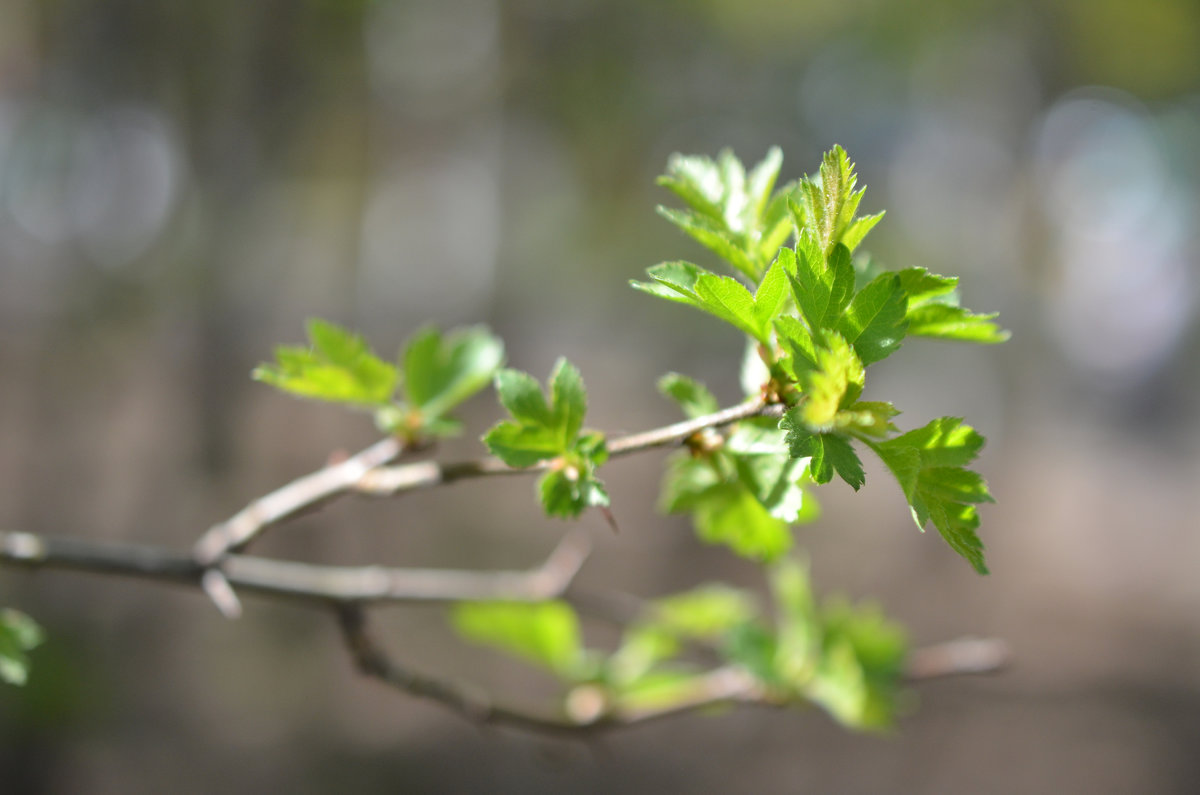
[193,436,406,564]
[334,602,766,737]
[356,397,777,496]
[904,637,1011,681]
[0,528,590,605]
[334,602,1009,737]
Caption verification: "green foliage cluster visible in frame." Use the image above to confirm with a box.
[635,146,1006,573]
[244,144,1005,730]
[7,146,1005,733]
[454,560,906,729]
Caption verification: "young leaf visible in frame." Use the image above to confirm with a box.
[774,315,817,376]
[751,251,791,332]
[835,401,900,438]
[693,274,763,340]
[779,418,865,490]
[550,359,587,449]
[484,358,590,468]
[757,185,801,266]
[799,145,868,255]
[629,260,710,305]
[658,373,719,419]
[793,332,865,432]
[896,267,1010,344]
[840,211,885,253]
[813,599,908,730]
[483,424,564,468]
[656,152,726,222]
[634,261,782,345]
[837,272,908,365]
[735,453,812,522]
[656,207,758,280]
[494,369,553,426]
[896,267,958,307]
[402,326,504,420]
[452,601,585,679]
[906,304,1010,344]
[254,319,399,407]
[538,466,610,518]
[692,483,792,562]
[868,418,994,573]
[788,241,855,334]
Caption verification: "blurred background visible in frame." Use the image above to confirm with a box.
[1,0,1198,792]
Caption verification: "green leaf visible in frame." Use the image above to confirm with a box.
[788,240,856,333]
[657,153,726,222]
[538,466,610,518]
[494,369,553,426]
[869,418,994,573]
[779,418,865,490]
[895,268,1010,343]
[655,148,798,279]
[774,315,817,377]
[752,251,791,332]
[693,273,764,340]
[757,184,800,266]
[253,319,399,408]
[793,332,864,432]
[484,423,565,468]
[484,358,594,474]
[452,601,585,679]
[0,609,43,686]
[840,211,885,252]
[659,454,722,514]
[745,146,784,223]
[629,260,709,305]
[906,304,1011,344]
[692,482,793,562]
[770,561,820,683]
[799,145,868,255]
[837,272,908,365]
[402,326,504,420]
[658,373,719,419]
[896,267,958,308]
[735,453,812,521]
[634,261,781,344]
[654,585,761,640]
[550,359,587,449]
[814,599,908,730]
[835,401,900,438]
[656,207,758,280]
[768,562,908,730]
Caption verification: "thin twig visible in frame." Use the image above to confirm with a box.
[0,528,590,605]
[188,398,773,614]
[334,603,765,736]
[356,397,775,496]
[191,437,407,616]
[904,637,1011,681]
[193,436,405,565]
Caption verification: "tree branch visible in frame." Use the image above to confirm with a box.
[193,436,406,564]
[183,398,773,615]
[355,397,776,496]
[334,602,766,737]
[0,528,590,605]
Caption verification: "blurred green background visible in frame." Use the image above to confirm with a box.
[1,0,1199,792]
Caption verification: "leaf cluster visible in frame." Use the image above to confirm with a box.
[453,561,908,730]
[483,359,609,518]
[636,146,1008,572]
[253,320,504,442]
